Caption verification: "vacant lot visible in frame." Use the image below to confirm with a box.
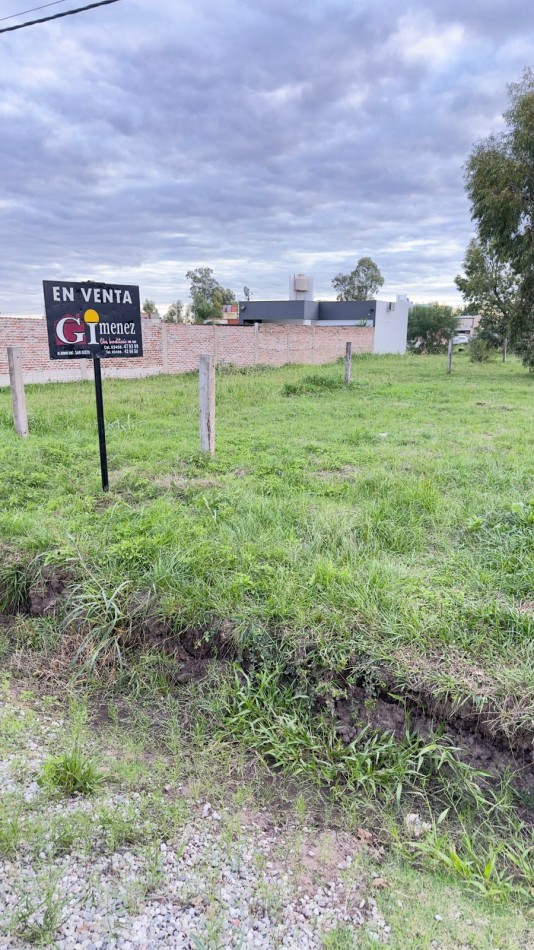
[1,353,533,734]
[0,353,533,945]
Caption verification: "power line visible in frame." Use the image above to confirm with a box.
[0,0,122,34]
[0,2,70,24]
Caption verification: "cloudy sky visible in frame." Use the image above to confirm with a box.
[1,0,533,316]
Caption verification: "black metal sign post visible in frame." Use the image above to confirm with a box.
[93,357,109,491]
[43,280,143,491]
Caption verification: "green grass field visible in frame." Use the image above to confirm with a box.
[1,352,533,734]
[1,352,533,911]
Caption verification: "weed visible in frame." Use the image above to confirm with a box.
[3,870,69,946]
[117,652,177,697]
[39,742,103,796]
[322,925,357,949]
[283,373,347,396]
[220,668,487,804]
[406,826,534,900]
[0,808,22,857]
[0,559,30,612]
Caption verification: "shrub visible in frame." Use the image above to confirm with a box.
[468,337,493,362]
[408,303,459,354]
[514,333,534,371]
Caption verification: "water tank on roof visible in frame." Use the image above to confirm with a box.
[289,273,314,300]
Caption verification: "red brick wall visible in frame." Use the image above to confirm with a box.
[0,317,374,385]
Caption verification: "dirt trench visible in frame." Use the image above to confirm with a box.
[3,566,533,800]
[333,685,533,799]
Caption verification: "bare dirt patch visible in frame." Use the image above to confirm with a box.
[314,466,357,480]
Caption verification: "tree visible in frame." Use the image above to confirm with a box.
[163,300,185,323]
[464,68,534,346]
[332,257,384,301]
[455,238,520,345]
[142,298,159,316]
[185,266,236,323]
[407,303,459,354]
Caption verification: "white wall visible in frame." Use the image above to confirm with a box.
[373,300,409,354]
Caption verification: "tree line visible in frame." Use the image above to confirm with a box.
[142,257,388,325]
[143,266,237,324]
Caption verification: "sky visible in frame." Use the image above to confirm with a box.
[1,0,533,316]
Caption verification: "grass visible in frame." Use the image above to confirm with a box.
[1,351,533,910]
[38,742,103,796]
[219,667,490,804]
[1,353,532,729]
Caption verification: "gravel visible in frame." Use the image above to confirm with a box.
[0,700,388,948]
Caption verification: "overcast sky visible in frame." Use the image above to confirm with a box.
[1,0,533,316]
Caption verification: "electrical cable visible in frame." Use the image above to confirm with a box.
[0,0,122,34]
[0,2,70,24]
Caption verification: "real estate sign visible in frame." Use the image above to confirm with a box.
[43,280,143,360]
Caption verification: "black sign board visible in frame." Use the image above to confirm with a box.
[43,280,143,360]
[43,279,144,493]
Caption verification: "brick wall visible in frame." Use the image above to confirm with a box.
[0,317,374,385]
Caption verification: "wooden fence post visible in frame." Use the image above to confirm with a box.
[447,337,453,374]
[344,342,352,385]
[199,354,215,454]
[502,337,507,363]
[8,346,29,437]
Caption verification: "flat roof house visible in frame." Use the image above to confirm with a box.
[238,298,409,355]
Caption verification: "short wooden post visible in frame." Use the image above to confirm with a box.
[447,337,453,374]
[7,346,29,437]
[199,354,215,454]
[344,342,352,385]
[502,337,507,363]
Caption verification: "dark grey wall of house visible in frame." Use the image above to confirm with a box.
[318,301,375,323]
[240,300,319,324]
[239,299,375,325]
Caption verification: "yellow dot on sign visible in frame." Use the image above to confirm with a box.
[84,309,100,324]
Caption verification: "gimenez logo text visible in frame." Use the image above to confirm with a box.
[54,311,138,347]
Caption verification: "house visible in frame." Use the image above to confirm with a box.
[457,315,481,336]
[237,297,410,355]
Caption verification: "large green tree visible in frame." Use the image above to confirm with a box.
[185,267,236,323]
[332,257,384,301]
[407,303,459,354]
[464,69,534,343]
[455,238,520,344]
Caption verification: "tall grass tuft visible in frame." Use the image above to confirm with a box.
[39,742,103,796]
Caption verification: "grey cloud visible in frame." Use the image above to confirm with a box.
[0,0,533,314]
